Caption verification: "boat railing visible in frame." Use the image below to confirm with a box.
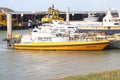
[31,37,38,42]
[69,32,108,42]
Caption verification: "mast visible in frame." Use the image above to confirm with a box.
[66,7,70,25]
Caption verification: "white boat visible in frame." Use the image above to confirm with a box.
[75,9,120,35]
[83,12,99,22]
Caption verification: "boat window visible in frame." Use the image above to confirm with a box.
[53,29,58,33]
[104,19,106,22]
[56,33,64,37]
[114,23,119,25]
[33,30,38,32]
[38,28,41,29]
[60,29,66,32]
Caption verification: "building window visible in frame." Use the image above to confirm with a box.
[104,19,106,22]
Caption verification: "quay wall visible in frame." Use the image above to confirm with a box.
[11,12,106,23]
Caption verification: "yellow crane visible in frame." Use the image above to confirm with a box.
[41,5,64,23]
[0,12,7,26]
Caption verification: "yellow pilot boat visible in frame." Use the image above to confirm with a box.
[13,22,109,50]
[14,40,109,50]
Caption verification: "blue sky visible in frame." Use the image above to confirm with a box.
[0,0,119,11]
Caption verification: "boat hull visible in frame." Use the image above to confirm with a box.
[76,29,120,35]
[13,40,109,51]
[106,40,120,49]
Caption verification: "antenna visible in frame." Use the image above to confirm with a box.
[118,9,120,17]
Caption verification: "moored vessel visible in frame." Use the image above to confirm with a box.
[76,9,120,35]
[13,23,109,51]
[68,9,120,49]
[105,33,120,49]
[14,40,109,50]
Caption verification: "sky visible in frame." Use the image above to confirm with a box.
[0,0,120,11]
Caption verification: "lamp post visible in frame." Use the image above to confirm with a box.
[20,13,24,25]
[32,11,37,27]
[72,13,74,21]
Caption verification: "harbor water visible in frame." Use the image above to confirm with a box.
[0,29,120,80]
